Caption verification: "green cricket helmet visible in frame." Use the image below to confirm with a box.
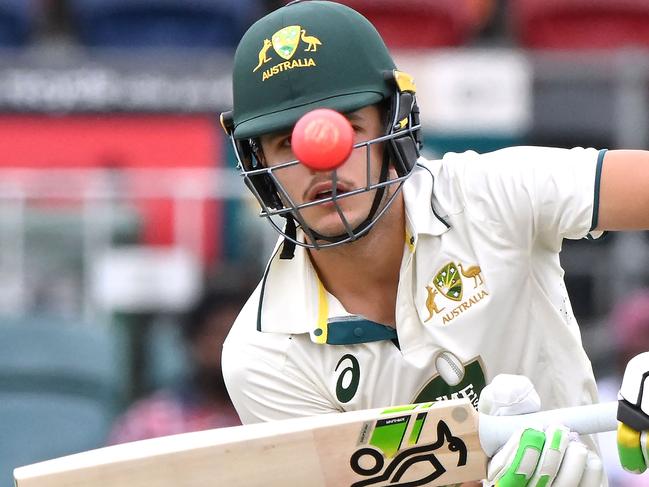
[220,0,422,252]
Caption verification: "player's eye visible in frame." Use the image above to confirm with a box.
[351,125,370,144]
[280,136,292,148]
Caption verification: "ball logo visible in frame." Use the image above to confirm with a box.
[304,118,340,147]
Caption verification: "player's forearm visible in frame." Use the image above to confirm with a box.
[597,150,649,230]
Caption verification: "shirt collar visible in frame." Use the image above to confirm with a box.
[256,237,323,336]
[402,158,451,244]
[257,244,399,344]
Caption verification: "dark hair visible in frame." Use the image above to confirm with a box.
[181,288,248,343]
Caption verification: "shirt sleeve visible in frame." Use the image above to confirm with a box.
[443,146,605,250]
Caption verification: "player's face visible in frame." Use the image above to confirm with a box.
[259,104,392,240]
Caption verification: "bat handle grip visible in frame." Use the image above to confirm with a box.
[479,400,619,457]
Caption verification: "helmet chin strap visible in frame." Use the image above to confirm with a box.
[279,148,392,259]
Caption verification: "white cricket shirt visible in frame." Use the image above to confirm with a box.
[223,147,606,436]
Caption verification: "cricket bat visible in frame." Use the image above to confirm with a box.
[13,398,618,487]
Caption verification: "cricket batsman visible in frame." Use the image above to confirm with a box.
[220,1,649,485]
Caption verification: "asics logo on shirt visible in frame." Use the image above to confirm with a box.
[335,354,361,403]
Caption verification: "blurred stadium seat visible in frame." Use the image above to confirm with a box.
[68,0,261,48]
[511,0,649,50]
[335,0,478,48]
[0,0,35,46]
[144,318,190,389]
[0,318,127,487]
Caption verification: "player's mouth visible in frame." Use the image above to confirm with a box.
[305,181,350,203]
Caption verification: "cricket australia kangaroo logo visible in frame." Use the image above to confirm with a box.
[348,403,468,486]
[425,261,488,325]
[253,25,321,80]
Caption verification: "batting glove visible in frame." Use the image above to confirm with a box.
[478,374,603,487]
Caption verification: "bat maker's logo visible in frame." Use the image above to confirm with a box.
[424,261,488,325]
[348,404,468,486]
[253,25,321,81]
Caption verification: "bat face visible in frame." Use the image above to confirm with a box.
[318,401,486,486]
[14,399,487,487]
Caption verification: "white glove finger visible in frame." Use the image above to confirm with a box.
[527,425,570,486]
[551,441,588,487]
[576,450,603,487]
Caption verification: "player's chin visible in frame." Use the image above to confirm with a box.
[301,190,376,237]
[303,208,366,241]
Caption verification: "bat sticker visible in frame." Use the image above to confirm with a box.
[349,418,467,486]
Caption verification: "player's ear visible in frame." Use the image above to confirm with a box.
[379,99,392,131]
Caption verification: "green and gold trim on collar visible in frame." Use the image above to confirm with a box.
[256,239,399,345]
[310,279,398,345]
[405,228,416,253]
[312,280,330,344]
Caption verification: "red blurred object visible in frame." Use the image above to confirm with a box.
[292,109,354,171]
[511,0,649,50]
[0,114,222,264]
[334,0,478,48]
